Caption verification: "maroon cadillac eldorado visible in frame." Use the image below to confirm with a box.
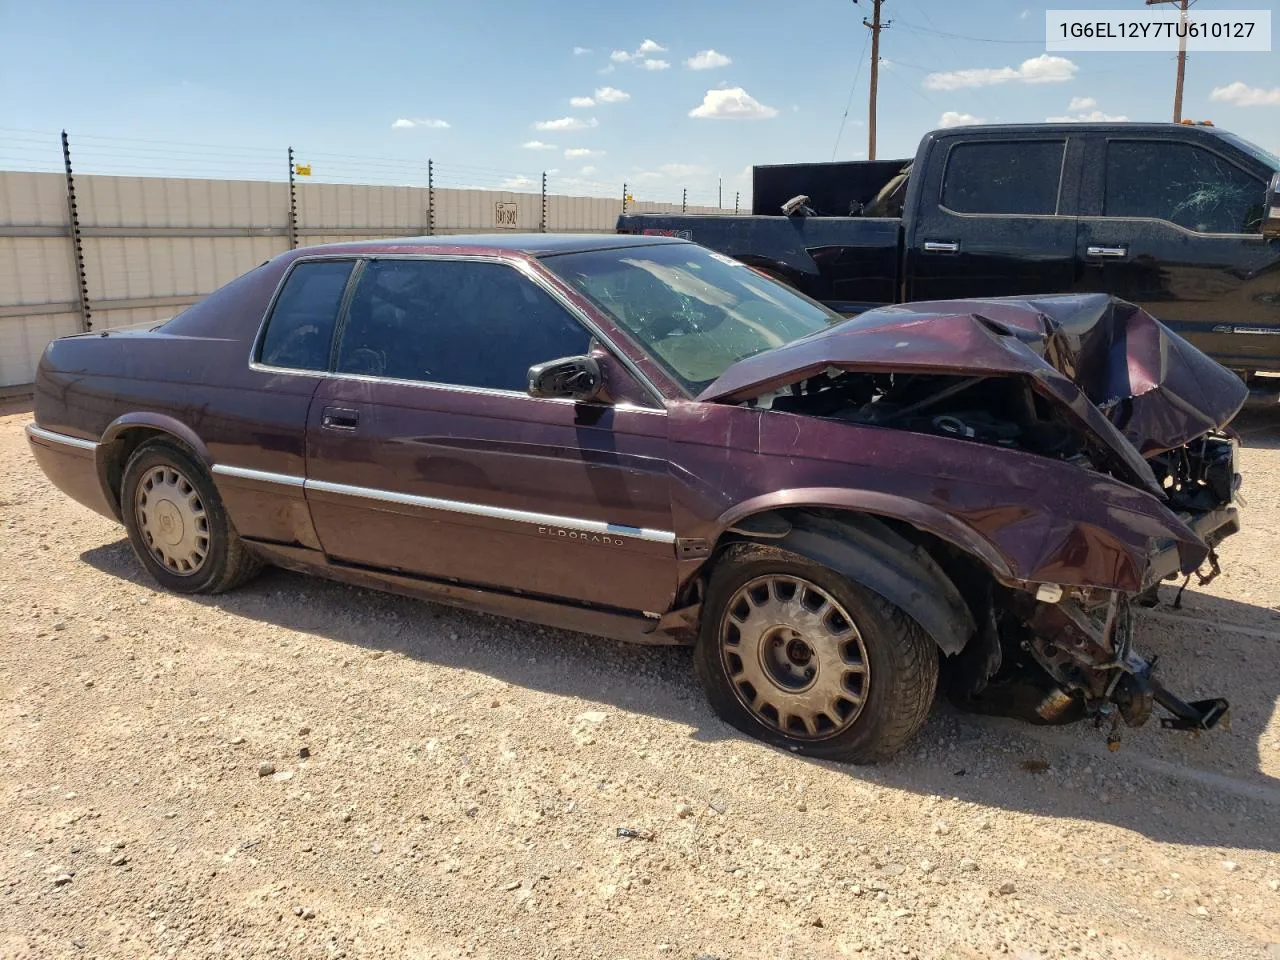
[26,234,1246,762]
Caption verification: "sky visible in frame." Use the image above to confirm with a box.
[1,0,1277,204]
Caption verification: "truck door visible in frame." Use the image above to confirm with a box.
[906,136,1081,302]
[1075,134,1280,373]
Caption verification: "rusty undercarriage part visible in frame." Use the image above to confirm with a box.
[947,587,1230,738]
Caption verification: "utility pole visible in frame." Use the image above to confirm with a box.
[858,0,890,160]
[1146,0,1191,123]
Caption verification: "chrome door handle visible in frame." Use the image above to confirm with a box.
[923,241,959,254]
[321,407,359,431]
[1086,245,1128,259]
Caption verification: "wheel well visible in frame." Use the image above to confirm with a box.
[100,427,184,517]
[704,507,997,655]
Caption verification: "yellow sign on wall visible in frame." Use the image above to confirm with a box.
[294,164,312,177]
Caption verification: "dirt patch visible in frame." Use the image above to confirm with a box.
[2,408,1279,959]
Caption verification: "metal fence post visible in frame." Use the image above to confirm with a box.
[61,130,92,332]
[622,182,628,216]
[427,159,435,235]
[682,188,687,213]
[735,191,740,215]
[287,147,298,249]
[718,177,722,209]
[540,171,547,233]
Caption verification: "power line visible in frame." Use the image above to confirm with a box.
[892,20,1043,44]
[832,27,873,159]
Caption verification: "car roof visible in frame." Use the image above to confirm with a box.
[288,233,686,259]
[929,121,1228,137]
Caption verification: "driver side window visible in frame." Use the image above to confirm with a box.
[335,258,593,391]
[1104,140,1265,234]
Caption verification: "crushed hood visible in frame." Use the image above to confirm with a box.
[698,294,1248,479]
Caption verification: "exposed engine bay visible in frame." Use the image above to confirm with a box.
[754,370,1090,461]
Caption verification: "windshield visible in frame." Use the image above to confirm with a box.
[541,243,844,394]
[1216,131,1280,172]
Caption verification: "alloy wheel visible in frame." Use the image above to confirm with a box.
[719,574,870,739]
[134,464,210,576]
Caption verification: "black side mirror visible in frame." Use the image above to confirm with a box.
[1264,172,1280,239]
[527,355,603,401]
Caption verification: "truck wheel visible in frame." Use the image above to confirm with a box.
[694,542,938,763]
[121,438,261,594]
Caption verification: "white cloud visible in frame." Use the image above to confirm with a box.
[522,140,557,150]
[636,170,665,181]
[391,117,450,130]
[534,116,599,131]
[1068,96,1097,111]
[1019,9,1030,19]
[924,54,1078,91]
[613,41,671,71]
[659,163,709,179]
[1046,110,1129,122]
[598,63,616,75]
[565,147,604,158]
[501,175,539,190]
[938,111,985,128]
[580,165,598,177]
[572,46,591,56]
[689,87,778,120]
[570,96,595,108]
[686,49,732,70]
[1210,82,1280,107]
[594,86,630,103]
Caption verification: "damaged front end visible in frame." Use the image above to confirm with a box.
[955,587,1230,744]
[699,293,1247,741]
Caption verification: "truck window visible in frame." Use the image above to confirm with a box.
[1104,140,1265,234]
[940,140,1065,216]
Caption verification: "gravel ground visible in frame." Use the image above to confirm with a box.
[2,403,1278,960]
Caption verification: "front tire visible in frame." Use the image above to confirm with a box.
[120,439,260,594]
[694,542,938,763]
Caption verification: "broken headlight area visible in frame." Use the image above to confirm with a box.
[1148,432,1241,512]
[946,585,1230,742]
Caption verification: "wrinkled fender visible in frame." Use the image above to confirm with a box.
[717,488,1015,584]
[725,506,979,657]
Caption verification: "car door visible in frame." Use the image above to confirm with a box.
[906,135,1081,301]
[210,256,356,549]
[1075,134,1280,370]
[302,255,677,614]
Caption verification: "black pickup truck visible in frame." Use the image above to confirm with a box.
[618,122,1280,394]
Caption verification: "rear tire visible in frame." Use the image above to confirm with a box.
[694,542,938,764]
[121,439,261,594]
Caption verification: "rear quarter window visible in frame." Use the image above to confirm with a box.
[256,260,355,371]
